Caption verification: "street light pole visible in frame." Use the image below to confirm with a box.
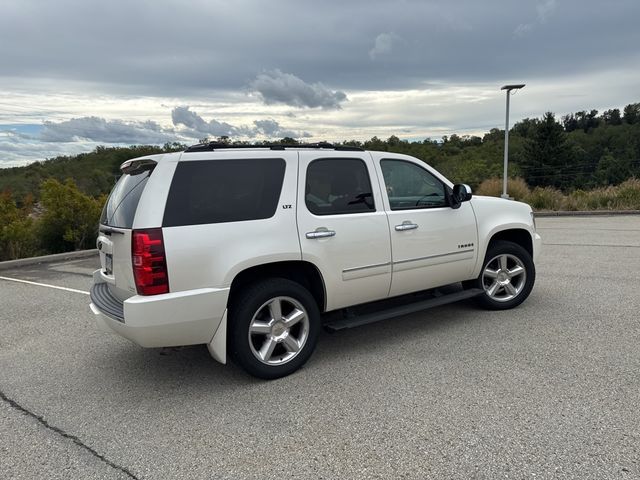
[500,84,525,199]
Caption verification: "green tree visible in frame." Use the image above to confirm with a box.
[521,112,573,189]
[38,179,104,252]
[623,103,640,124]
[595,149,633,185]
[602,108,622,125]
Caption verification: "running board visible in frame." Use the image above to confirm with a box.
[323,288,484,332]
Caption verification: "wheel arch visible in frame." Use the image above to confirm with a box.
[487,228,533,257]
[228,260,326,312]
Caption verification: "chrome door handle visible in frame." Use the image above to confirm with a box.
[395,222,418,231]
[306,229,336,239]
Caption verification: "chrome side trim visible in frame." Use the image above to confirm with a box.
[342,261,392,273]
[394,249,475,265]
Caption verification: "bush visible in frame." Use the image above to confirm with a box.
[526,187,565,211]
[1,217,39,260]
[475,177,530,201]
[613,178,640,209]
[0,193,39,260]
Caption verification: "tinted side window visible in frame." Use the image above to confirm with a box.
[100,171,150,228]
[381,160,447,210]
[305,159,375,215]
[163,158,285,227]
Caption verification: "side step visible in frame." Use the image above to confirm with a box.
[323,288,484,332]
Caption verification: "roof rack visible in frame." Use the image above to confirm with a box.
[184,142,364,153]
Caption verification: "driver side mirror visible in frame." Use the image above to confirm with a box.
[450,184,473,209]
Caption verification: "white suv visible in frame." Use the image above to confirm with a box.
[90,143,541,379]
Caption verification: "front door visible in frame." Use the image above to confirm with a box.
[372,156,478,297]
[297,151,392,311]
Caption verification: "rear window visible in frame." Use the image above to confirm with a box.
[100,171,150,228]
[163,158,286,227]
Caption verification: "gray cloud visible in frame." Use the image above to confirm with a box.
[0,0,638,94]
[253,119,311,139]
[249,70,347,109]
[171,107,311,139]
[171,106,238,137]
[39,117,175,144]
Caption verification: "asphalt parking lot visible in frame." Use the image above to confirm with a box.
[1,216,639,479]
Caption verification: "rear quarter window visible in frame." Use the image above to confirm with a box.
[163,158,286,227]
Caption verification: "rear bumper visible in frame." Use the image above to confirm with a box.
[90,273,229,348]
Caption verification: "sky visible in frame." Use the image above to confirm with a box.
[1,0,639,167]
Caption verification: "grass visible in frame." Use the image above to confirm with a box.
[476,177,640,211]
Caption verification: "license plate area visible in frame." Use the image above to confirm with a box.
[104,253,113,275]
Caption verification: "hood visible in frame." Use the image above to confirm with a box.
[470,195,533,213]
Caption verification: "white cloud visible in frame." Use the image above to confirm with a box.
[514,0,558,36]
[249,70,347,109]
[513,23,534,37]
[537,0,557,23]
[369,32,401,60]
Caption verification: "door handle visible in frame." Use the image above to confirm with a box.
[395,222,418,231]
[306,229,336,239]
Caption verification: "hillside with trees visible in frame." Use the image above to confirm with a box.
[0,103,639,261]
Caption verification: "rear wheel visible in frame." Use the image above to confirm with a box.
[467,240,535,310]
[228,278,320,379]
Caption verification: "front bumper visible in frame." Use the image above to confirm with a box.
[90,273,229,348]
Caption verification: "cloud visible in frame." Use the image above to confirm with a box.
[38,117,175,144]
[253,119,311,139]
[369,32,400,60]
[171,106,238,137]
[0,130,112,167]
[249,70,347,109]
[171,107,310,139]
[537,0,557,23]
[514,0,557,36]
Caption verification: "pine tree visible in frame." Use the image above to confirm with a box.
[522,112,573,189]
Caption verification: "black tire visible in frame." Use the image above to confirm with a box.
[465,240,536,310]
[228,278,321,379]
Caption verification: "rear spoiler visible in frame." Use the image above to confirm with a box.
[120,158,157,175]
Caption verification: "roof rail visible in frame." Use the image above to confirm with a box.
[184,142,364,153]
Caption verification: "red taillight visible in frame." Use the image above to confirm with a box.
[132,228,169,295]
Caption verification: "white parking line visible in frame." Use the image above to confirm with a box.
[0,276,90,295]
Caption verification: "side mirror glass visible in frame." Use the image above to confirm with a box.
[451,184,472,209]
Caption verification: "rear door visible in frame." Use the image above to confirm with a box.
[297,151,392,311]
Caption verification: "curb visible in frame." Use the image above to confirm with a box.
[0,249,97,271]
[534,210,640,217]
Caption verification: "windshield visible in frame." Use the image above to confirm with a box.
[100,171,151,228]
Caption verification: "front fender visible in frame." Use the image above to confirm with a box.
[470,196,538,278]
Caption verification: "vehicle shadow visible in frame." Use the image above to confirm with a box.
[88,298,493,396]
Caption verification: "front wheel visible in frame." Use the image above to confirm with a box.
[228,278,321,379]
[466,240,536,310]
